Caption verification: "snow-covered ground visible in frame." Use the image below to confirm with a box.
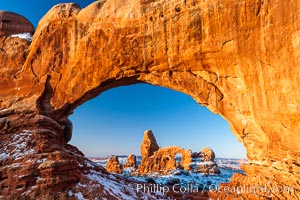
[90,156,247,190]
[10,33,32,41]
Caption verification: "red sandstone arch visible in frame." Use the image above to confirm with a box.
[0,0,299,199]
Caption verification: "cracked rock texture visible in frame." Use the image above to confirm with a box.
[0,0,300,199]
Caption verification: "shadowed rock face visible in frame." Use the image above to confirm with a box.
[0,0,300,199]
[0,11,34,36]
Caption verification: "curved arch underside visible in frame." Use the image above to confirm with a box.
[0,0,299,199]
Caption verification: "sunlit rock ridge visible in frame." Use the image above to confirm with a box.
[0,0,299,199]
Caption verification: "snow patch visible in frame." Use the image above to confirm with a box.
[0,130,36,160]
[0,153,8,160]
[93,156,247,191]
[68,190,87,200]
[74,192,86,200]
[76,160,163,200]
[36,158,47,164]
[10,33,32,41]
[193,161,215,165]
[7,131,35,159]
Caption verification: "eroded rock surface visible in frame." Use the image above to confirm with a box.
[200,147,215,162]
[138,130,219,175]
[138,129,192,174]
[0,116,145,199]
[106,155,123,174]
[190,147,220,174]
[124,154,137,169]
[0,0,299,199]
[141,130,159,160]
[139,146,193,174]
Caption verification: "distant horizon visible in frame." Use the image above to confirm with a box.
[69,83,247,159]
[88,155,248,160]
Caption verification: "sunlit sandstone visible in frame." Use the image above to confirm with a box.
[0,0,299,199]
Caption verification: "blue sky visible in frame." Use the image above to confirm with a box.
[1,1,246,158]
[0,0,95,27]
[70,84,246,158]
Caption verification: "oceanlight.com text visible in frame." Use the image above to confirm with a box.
[126,183,294,197]
[209,184,294,196]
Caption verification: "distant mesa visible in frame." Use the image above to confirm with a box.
[0,11,34,36]
[106,130,220,176]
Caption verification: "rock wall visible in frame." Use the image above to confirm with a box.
[0,0,299,199]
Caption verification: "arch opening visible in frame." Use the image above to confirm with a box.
[69,83,246,158]
[0,0,298,198]
[69,83,247,189]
